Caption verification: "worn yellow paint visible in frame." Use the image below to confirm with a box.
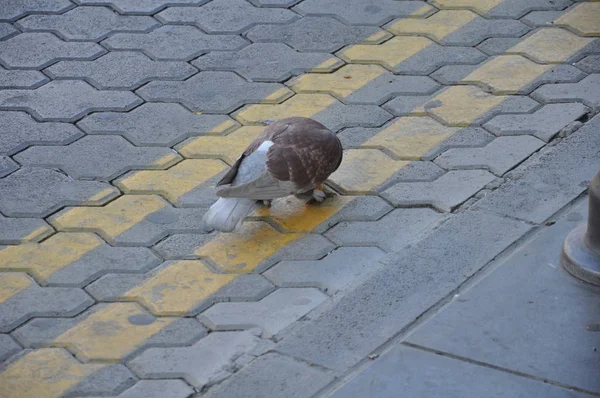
[210,119,241,135]
[462,55,551,94]
[116,160,228,203]
[387,10,478,42]
[430,0,503,13]
[0,272,32,303]
[507,28,594,63]
[289,64,387,99]
[177,126,265,165]
[0,233,102,283]
[22,225,54,243]
[263,87,295,103]
[234,94,337,125]
[152,152,182,168]
[555,2,600,36]
[0,348,104,398]
[51,195,167,240]
[197,222,303,273]
[339,36,433,70]
[363,30,392,44]
[329,149,408,194]
[364,117,460,159]
[54,303,175,362]
[86,187,118,203]
[125,260,237,316]
[312,57,344,72]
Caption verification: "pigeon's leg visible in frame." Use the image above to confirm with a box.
[261,199,272,207]
[312,185,326,203]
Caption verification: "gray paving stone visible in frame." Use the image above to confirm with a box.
[0,32,104,69]
[0,0,74,22]
[382,93,436,116]
[74,0,208,14]
[0,167,118,217]
[46,52,196,90]
[249,0,301,6]
[575,55,600,73]
[476,37,521,55]
[164,170,229,208]
[204,353,334,398]
[0,111,84,155]
[435,136,546,176]
[199,288,328,337]
[255,234,338,273]
[0,23,18,39]
[128,330,273,389]
[450,0,571,18]
[0,80,142,122]
[377,161,447,193]
[483,103,590,142]
[246,17,384,52]
[79,103,234,147]
[15,135,180,180]
[85,380,194,398]
[382,170,496,212]
[64,365,137,398]
[312,196,392,234]
[265,247,386,294]
[193,43,341,82]
[421,127,496,161]
[0,67,48,89]
[0,156,18,178]
[325,208,444,252]
[295,0,432,25]
[0,334,21,362]
[152,233,217,259]
[276,210,532,372]
[520,10,564,26]
[102,25,247,61]
[532,74,600,109]
[137,72,291,114]
[0,215,51,245]
[310,99,393,132]
[474,114,600,224]
[157,0,298,34]
[0,273,93,332]
[17,6,158,41]
[339,74,440,105]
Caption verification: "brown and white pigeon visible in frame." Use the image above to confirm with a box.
[202,116,343,232]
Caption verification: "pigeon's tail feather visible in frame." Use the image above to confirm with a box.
[202,197,258,233]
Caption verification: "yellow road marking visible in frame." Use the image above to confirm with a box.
[387,10,478,42]
[430,0,503,14]
[338,36,433,70]
[0,272,33,303]
[234,94,337,125]
[507,28,594,63]
[554,2,600,37]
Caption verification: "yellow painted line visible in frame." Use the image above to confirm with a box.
[124,260,237,316]
[234,94,337,125]
[554,2,600,37]
[53,302,176,362]
[0,272,32,303]
[0,233,103,284]
[177,126,265,165]
[21,225,54,243]
[209,119,241,135]
[263,87,295,103]
[362,30,392,44]
[430,0,503,14]
[152,152,182,169]
[0,348,104,398]
[86,187,118,203]
[506,28,594,63]
[115,159,228,203]
[387,9,478,42]
[312,57,344,72]
[50,195,168,240]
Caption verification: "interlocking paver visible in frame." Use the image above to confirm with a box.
[128,330,273,389]
[0,23,18,39]
[431,0,571,19]
[246,16,386,52]
[575,55,600,74]
[0,167,118,217]
[17,6,158,41]
[324,208,443,252]
[520,10,563,27]
[476,37,521,55]
[0,272,93,332]
[193,43,342,82]
[249,0,301,6]
[62,364,137,398]
[0,32,104,69]
[483,103,589,142]
[0,334,20,362]
[152,233,218,259]
[0,0,74,22]
[157,0,297,33]
[506,28,594,64]
[0,156,18,178]
[294,0,433,25]
[554,2,600,37]
[86,380,194,398]
[435,136,545,176]
[102,25,247,61]
[0,80,142,122]
[532,74,600,109]
[15,135,181,180]
[74,0,208,14]
[0,67,48,89]
[200,288,328,337]
[79,103,236,147]
[386,10,530,46]
[265,247,386,294]
[381,170,496,212]
[137,72,293,114]
[0,215,52,244]
[178,126,264,164]
[46,52,196,90]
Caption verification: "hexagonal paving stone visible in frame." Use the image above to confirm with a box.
[249,0,301,6]
[246,16,386,52]
[45,52,196,90]
[0,215,52,244]
[193,43,342,82]
[102,25,247,61]
[0,167,118,217]
[0,32,105,69]
[575,55,600,74]
[295,0,434,25]
[0,67,48,89]
[532,74,600,109]
[0,156,18,178]
[74,0,208,14]
[157,0,297,33]
[0,0,74,22]
[137,72,293,114]
[17,6,158,41]
[0,23,18,39]
[431,0,571,19]
[0,80,142,121]
[555,2,600,37]
[0,334,20,362]
[85,380,194,398]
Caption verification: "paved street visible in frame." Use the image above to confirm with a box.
[0,0,599,397]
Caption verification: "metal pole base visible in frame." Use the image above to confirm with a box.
[561,224,600,286]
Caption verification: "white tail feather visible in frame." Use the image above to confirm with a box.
[202,197,259,232]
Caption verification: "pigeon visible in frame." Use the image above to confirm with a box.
[202,116,343,232]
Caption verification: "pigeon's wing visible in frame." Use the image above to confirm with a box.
[216,170,296,200]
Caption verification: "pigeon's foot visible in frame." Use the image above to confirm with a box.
[261,199,272,207]
[312,189,326,203]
